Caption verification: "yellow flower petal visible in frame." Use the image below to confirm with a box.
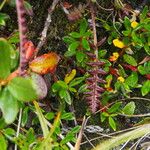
[131,21,138,28]
[117,76,125,83]
[64,69,76,84]
[113,39,125,48]
[109,52,119,62]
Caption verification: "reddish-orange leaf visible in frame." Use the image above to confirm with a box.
[24,41,36,60]
[29,52,60,75]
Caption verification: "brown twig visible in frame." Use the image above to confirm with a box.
[35,0,59,56]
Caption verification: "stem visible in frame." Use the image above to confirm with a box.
[14,108,22,150]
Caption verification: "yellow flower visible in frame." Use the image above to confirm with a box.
[131,21,138,28]
[64,69,76,84]
[109,52,119,62]
[117,76,125,83]
[113,39,125,48]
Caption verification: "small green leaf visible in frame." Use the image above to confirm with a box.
[21,107,29,127]
[69,77,85,87]
[80,18,88,34]
[76,51,86,63]
[63,36,75,44]
[138,65,147,75]
[109,116,116,131]
[123,54,137,66]
[123,17,131,30]
[0,38,12,79]
[141,80,150,96]
[64,50,76,57]
[125,72,138,87]
[59,90,71,105]
[108,102,122,113]
[57,81,68,89]
[69,32,81,38]
[23,1,33,16]
[61,112,75,120]
[100,113,107,122]
[140,6,148,21]
[45,112,55,120]
[0,134,7,150]
[122,102,135,115]
[78,84,87,93]
[68,41,79,52]
[98,49,107,58]
[144,44,150,55]
[0,88,18,124]
[8,77,38,102]
[82,38,90,51]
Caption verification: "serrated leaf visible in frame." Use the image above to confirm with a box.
[123,54,137,66]
[76,51,86,63]
[141,80,150,96]
[125,72,138,87]
[122,102,135,115]
[0,88,18,124]
[8,77,38,102]
[82,38,90,51]
[109,116,116,131]
[0,38,12,79]
[68,41,79,52]
[78,84,87,93]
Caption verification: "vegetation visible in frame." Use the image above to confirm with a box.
[0,0,150,149]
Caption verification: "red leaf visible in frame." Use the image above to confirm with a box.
[145,74,150,80]
[109,67,119,77]
[122,64,138,72]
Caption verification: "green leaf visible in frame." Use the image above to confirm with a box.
[63,36,75,44]
[8,77,38,102]
[144,44,150,55]
[123,17,131,30]
[61,112,75,120]
[140,6,148,21]
[59,90,71,105]
[82,38,90,51]
[98,49,107,58]
[0,13,9,26]
[69,77,85,87]
[138,62,150,75]
[0,38,12,79]
[23,1,33,16]
[100,113,107,122]
[45,112,55,120]
[68,41,79,52]
[21,107,29,127]
[69,32,81,38]
[69,126,81,134]
[8,31,20,44]
[0,134,7,150]
[0,88,18,124]
[57,81,68,89]
[131,32,143,46]
[122,102,135,115]
[123,54,137,66]
[78,84,87,93]
[80,18,88,34]
[141,80,150,96]
[109,116,116,131]
[64,50,76,57]
[76,51,86,63]
[125,72,138,87]
[108,102,122,113]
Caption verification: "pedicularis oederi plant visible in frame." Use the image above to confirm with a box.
[0,0,150,149]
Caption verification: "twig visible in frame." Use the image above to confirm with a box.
[119,113,150,118]
[74,116,86,150]
[35,0,59,56]
[14,109,22,150]
[83,133,95,149]
[95,0,114,11]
